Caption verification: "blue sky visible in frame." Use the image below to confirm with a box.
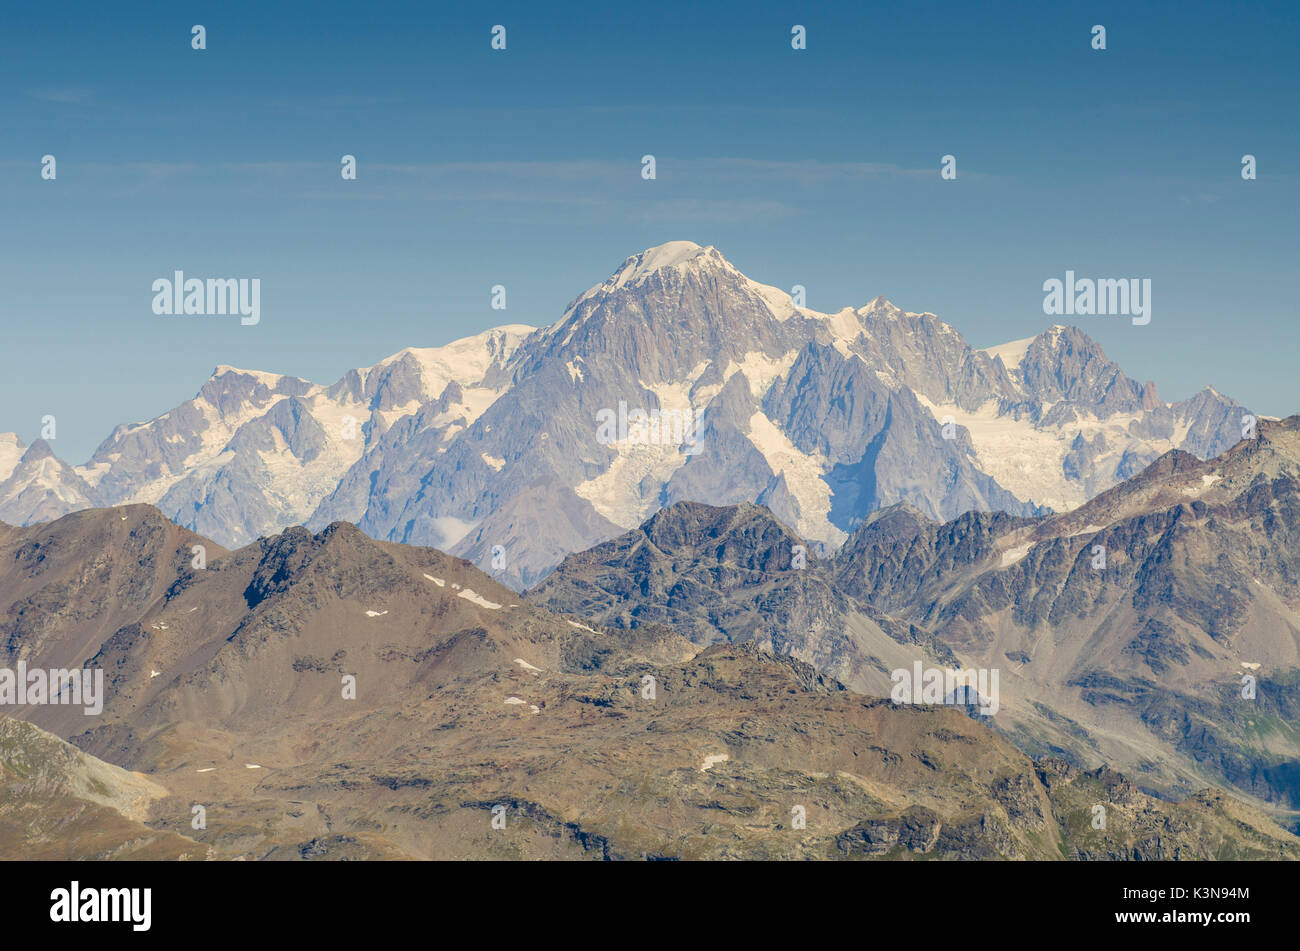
[2,0,1297,462]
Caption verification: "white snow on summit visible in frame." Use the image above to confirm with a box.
[553,241,731,328]
[607,241,712,289]
[379,324,534,403]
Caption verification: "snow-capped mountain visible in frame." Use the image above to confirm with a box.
[0,433,25,484]
[3,326,533,549]
[0,241,1248,587]
[0,439,99,523]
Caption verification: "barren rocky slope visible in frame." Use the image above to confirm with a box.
[534,418,1300,814]
[0,505,1294,859]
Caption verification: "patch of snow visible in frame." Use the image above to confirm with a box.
[574,381,702,528]
[1000,542,1033,567]
[504,696,526,705]
[381,325,535,402]
[746,410,844,544]
[744,278,798,321]
[513,658,543,672]
[978,336,1036,373]
[458,589,501,610]
[423,574,446,587]
[913,395,1181,513]
[480,451,505,472]
[78,460,113,487]
[365,609,388,618]
[700,753,730,772]
[723,349,800,398]
[821,308,867,357]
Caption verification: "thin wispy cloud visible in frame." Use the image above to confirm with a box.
[27,87,96,105]
[634,197,798,223]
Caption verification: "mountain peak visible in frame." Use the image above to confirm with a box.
[553,241,736,325]
[211,365,289,386]
[605,241,728,290]
[855,295,910,319]
[19,439,58,463]
[632,239,707,264]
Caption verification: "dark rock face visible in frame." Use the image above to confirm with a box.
[526,500,917,691]
[535,417,1300,810]
[837,806,943,856]
[1018,326,1145,411]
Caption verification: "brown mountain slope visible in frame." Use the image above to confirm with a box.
[0,504,224,675]
[0,713,205,860]
[0,505,1295,859]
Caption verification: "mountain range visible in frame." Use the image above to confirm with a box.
[1,504,1294,860]
[532,416,1300,812]
[0,241,1249,590]
[1,240,1291,859]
